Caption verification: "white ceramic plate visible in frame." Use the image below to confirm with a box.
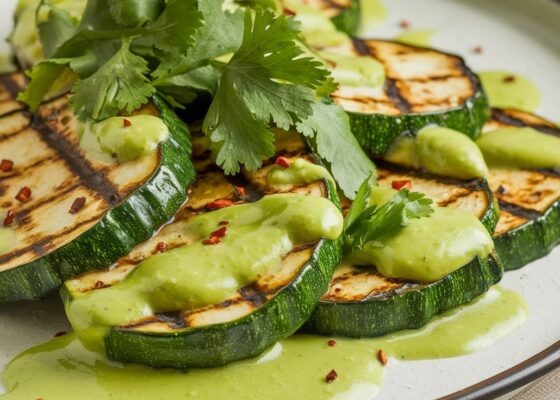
[0,0,559,399]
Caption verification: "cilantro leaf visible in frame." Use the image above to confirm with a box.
[202,10,329,174]
[18,61,68,110]
[345,188,434,251]
[108,0,164,27]
[297,101,376,198]
[37,5,78,58]
[70,39,154,120]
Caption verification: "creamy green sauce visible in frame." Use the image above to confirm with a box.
[318,50,385,88]
[476,127,560,169]
[395,29,435,48]
[349,186,494,282]
[11,0,86,67]
[66,194,343,352]
[0,286,526,400]
[268,158,334,186]
[283,0,350,48]
[0,228,17,254]
[79,115,169,163]
[478,71,541,112]
[385,126,489,179]
[357,0,388,36]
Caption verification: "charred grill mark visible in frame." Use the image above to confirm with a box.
[15,183,81,223]
[0,155,56,181]
[385,79,412,113]
[454,57,481,95]
[0,74,23,98]
[154,312,188,329]
[491,109,560,138]
[0,114,32,144]
[352,38,371,56]
[0,214,103,264]
[537,168,560,177]
[32,116,122,206]
[437,189,476,207]
[498,200,543,221]
[239,285,269,307]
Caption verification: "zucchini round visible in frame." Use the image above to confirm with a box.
[485,108,560,270]
[0,95,196,303]
[61,130,342,368]
[331,40,490,156]
[303,162,502,337]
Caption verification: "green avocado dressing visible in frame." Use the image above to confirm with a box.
[0,228,17,254]
[349,186,494,282]
[78,115,169,163]
[385,126,489,180]
[395,29,436,48]
[11,0,86,67]
[268,158,334,186]
[0,286,526,400]
[478,71,541,112]
[318,50,385,88]
[66,194,343,353]
[476,127,560,169]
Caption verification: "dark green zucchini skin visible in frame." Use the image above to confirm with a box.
[496,203,560,271]
[331,0,361,35]
[304,253,503,337]
[103,178,342,369]
[351,89,490,157]
[0,97,196,304]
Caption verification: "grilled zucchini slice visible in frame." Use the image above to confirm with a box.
[61,129,342,369]
[304,162,502,337]
[0,94,195,303]
[485,109,560,270]
[330,40,489,156]
[0,73,26,117]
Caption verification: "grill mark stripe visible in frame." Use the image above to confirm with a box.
[0,155,57,181]
[0,214,104,265]
[491,109,560,138]
[323,0,346,11]
[0,74,23,98]
[0,113,32,143]
[32,115,122,206]
[498,200,543,220]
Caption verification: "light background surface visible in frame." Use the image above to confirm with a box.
[0,0,559,398]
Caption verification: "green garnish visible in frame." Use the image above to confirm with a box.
[18,0,375,198]
[344,179,435,251]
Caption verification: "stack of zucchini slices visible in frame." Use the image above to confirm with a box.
[62,128,342,368]
[0,78,196,303]
[484,109,560,270]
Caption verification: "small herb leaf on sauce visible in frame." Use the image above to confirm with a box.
[345,187,434,251]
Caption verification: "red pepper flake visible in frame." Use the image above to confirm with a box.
[473,46,483,54]
[94,281,104,289]
[275,156,291,169]
[15,187,31,203]
[283,6,295,15]
[206,199,235,210]
[202,236,221,245]
[234,186,247,199]
[0,159,13,172]
[218,220,229,226]
[3,210,15,226]
[69,197,86,214]
[154,241,167,253]
[325,369,338,383]
[123,118,133,127]
[503,75,516,83]
[210,226,228,239]
[399,19,410,29]
[377,349,389,366]
[391,180,413,190]
[327,339,337,347]
[54,331,67,337]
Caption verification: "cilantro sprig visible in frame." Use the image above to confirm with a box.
[17,0,376,198]
[344,179,435,251]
